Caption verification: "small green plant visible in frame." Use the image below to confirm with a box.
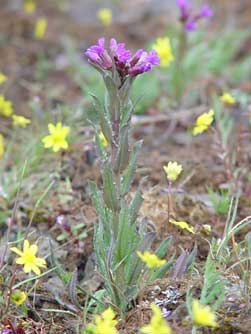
[187,255,225,333]
[207,186,231,215]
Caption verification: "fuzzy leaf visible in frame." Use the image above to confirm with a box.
[126,232,156,286]
[102,162,119,211]
[91,94,112,143]
[129,189,144,224]
[103,74,120,119]
[89,181,106,224]
[116,201,137,263]
[114,124,130,173]
[121,140,143,196]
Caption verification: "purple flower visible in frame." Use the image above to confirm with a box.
[129,49,144,67]
[176,0,189,9]
[200,4,214,18]
[176,0,190,21]
[85,38,159,78]
[176,0,213,31]
[85,37,112,69]
[185,20,196,31]
[109,38,131,63]
[128,50,160,76]
[162,307,172,318]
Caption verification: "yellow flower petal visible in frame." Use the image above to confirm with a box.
[10,247,23,256]
[153,37,174,68]
[12,114,31,128]
[42,122,70,153]
[23,263,33,273]
[192,109,214,136]
[220,92,236,105]
[24,0,36,14]
[29,244,38,255]
[11,239,46,276]
[137,251,166,269]
[170,218,195,234]
[11,290,27,305]
[35,258,46,267]
[163,161,183,182]
[16,257,25,265]
[0,73,7,85]
[97,8,112,26]
[89,307,118,334]
[30,264,41,275]
[140,303,172,334]
[23,240,30,252]
[192,299,218,327]
[0,95,14,117]
[48,123,56,133]
[34,17,47,40]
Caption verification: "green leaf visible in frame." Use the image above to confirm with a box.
[114,124,130,173]
[116,201,136,263]
[155,237,173,259]
[120,100,134,129]
[200,255,225,311]
[149,254,175,281]
[103,74,120,119]
[129,189,144,224]
[102,162,119,211]
[119,76,134,105]
[121,140,142,196]
[126,232,156,286]
[89,181,106,224]
[91,94,112,144]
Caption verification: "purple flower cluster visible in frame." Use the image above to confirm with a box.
[85,37,159,78]
[177,0,213,31]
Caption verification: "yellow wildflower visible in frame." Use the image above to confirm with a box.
[170,218,195,234]
[140,303,172,334]
[99,132,108,147]
[11,290,27,305]
[192,109,214,136]
[192,299,218,327]
[0,95,14,117]
[0,134,4,160]
[42,122,70,152]
[97,8,112,26]
[87,307,118,334]
[137,251,166,269]
[152,37,174,68]
[0,72,7,85]
[220,92,236,105]
[11,240,47,276]
[24,0,36,14]
[12,115,31,128]
[163,161,182,182]
[34,17,47,39]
